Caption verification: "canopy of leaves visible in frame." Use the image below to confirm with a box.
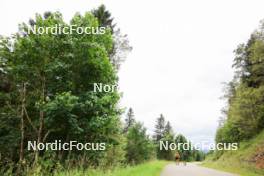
[217,21,264,144]
[0,11,123,171]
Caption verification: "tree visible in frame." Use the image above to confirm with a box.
[161,121,175,160]
[0,10,126,173]
[217,21,264,144]
[123,107,135,133]
[125,122,154,164]
[175,134,192,161]
[153,115,176,160]
[164,121,173,135]
[158,131,175,160]
[153,114,165,142]
[193,150,205,161]
[92,4,115,32]
[110,29,132,70]
[92,5,132,70]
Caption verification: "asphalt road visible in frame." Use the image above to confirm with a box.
[160,163,238,176]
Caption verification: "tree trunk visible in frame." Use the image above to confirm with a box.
[19,83,26,162]
[34,76,45,163]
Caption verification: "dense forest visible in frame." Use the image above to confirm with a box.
[212,20,264,170]
[216,21,264,144]
[0,5,204,176]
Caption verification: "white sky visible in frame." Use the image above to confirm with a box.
[1,0,264,144]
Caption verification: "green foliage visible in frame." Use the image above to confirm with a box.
[125,122,155,164]
[194,150,206,161]
[174,134,193,161]
[216,22,264,144]
[153,114,165,142]
[153,115,204,162]
[204,130,264,176]
[55,160,169,176]
[44,92,81,135]
[158,132,175,160]
[92,5,115,32]
[123,108,135,133]
[0,7,128,174]
[92,5,132,70]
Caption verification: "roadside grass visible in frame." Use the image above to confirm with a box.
[202,161,261,176]
[55,160,169,176]
[202,130,264,176]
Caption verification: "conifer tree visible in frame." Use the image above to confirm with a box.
[124,107,135,133]
[154,114,165,142]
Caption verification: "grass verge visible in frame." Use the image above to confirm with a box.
[202,130,264,176]
[55,160,169,176]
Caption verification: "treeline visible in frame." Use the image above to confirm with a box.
[152,114,205,162]
[0,5,132,175]
[123,110,205,164]
[0,5,204,176]
[215,20,264,156]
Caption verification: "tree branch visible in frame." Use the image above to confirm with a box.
[23,106,38,133]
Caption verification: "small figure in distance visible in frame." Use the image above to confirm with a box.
[175,151,180,165]
[181,150,187,166]
[183,160,187,166]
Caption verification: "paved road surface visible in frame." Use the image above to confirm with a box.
[160,163,238,176]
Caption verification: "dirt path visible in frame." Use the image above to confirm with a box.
[160,163,238,176]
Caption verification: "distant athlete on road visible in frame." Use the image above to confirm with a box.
[181,150,187,166]
[175,151,187,166]
[175,151,180,165]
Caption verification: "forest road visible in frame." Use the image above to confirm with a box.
[160,163,238,176]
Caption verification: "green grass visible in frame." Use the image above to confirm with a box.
[202,130,264,176]
[55,160,169,176]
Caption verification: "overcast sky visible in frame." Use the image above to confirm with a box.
[1,0,264,144]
